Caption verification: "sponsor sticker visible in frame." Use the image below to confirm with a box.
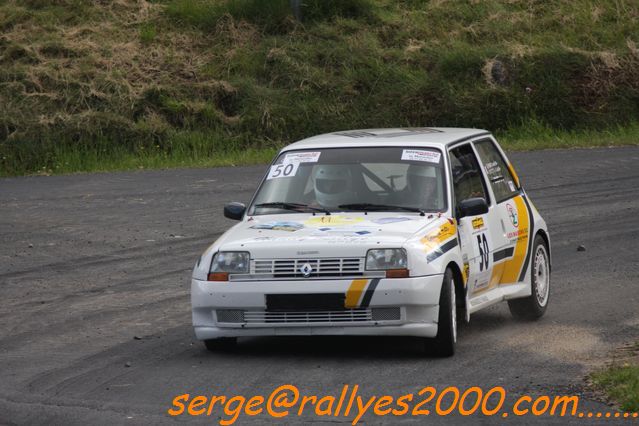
[251,221,304,232]
[484,161,503,180]
[283,151,321,164]
[463,262,470,283]
[420,221,457,251]
[508,180,516,192]
[266,162,300,180]
[472,217,484,230]
[401,149,441,164]
[507,227,528,242]
[312,226,375,237]
[435,222,456,241]
[506,203,518,227]
[304,216,364,227]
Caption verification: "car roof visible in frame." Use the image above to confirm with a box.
[281,127,491,152]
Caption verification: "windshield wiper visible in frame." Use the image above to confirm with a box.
[338,203,425,216]
[254,202,331,215]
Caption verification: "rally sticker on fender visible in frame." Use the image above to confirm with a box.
[266,162,300,180]
[283,152,321,164]
[401,149,441,163]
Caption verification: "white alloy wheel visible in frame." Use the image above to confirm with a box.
[534,244,550,307]
[507,235,550,320]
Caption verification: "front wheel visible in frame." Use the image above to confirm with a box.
[427,268,457,357]
[508,235,550,320]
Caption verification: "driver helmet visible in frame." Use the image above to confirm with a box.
[313,165,354,208]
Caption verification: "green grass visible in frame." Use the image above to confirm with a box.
[592,362,639,413]
[498,121,639,150]
[1,124,636,177]
[31,144,278,175]
[0,129,279,176]
[1,0,639,176]
[139,22,157,45]
[165,0,374,32]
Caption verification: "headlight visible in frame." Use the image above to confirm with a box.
[365,248,407,271]
[208,251,250,281]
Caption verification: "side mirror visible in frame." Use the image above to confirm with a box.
[224,202,246,220]
[457,197,488,219]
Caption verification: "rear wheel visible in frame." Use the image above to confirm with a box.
[204,337,237,352]
[427,268,456,357]
[508,235,550,320]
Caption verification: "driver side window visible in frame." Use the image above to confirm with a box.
[449,144,490,210]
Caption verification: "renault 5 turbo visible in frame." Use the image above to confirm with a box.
[191,128,551,356]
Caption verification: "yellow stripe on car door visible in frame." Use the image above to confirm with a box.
[500,195,530,284]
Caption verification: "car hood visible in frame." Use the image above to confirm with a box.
[216,212,439,259]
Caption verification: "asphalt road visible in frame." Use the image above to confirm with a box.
[1,146,638,425]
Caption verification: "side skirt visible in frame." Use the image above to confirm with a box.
[467,283,530,315]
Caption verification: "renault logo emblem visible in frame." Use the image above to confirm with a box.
[300,263,313,278]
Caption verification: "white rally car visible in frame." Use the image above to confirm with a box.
[191,128,550,356]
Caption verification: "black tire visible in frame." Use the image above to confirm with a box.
[427,268,457,357]
[204,337,237,352]
[508,235,550,320]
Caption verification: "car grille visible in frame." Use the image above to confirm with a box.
[216,307,401,325]
[251,258,364,278]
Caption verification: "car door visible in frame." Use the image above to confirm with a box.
[473,138,532,286]
[449,143,501,297]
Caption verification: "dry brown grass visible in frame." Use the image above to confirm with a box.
[627,38,639,58]
[0,0,251,140]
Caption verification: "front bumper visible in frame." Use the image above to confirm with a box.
[191,275,444,339]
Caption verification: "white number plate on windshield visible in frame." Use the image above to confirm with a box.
[267,162,300,180]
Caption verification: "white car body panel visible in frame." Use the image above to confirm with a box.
[190,128,550,341]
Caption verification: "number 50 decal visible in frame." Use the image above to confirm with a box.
[476,233,490,272]
[267,162,300,180]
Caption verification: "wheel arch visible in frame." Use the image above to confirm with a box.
[535,229,551,271]
[446,261,466,315]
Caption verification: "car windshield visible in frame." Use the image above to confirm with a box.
[248,147,447,215]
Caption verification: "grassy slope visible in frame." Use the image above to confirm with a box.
[1,0,638,176]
